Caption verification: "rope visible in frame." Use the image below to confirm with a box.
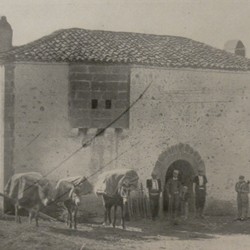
[3,80,152,207]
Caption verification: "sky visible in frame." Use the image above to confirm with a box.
[1,0,250,56]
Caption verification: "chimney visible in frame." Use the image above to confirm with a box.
[224,40,246,57]
[0,16,13,53]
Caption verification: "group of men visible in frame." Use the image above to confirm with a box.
[146,169,208,221]
[147,170,250,222]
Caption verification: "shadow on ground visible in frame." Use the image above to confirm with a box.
[48,217,218,242]
[2,213,250,246]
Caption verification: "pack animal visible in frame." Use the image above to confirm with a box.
[54,176,93,229]
[2,172,51,226]
[95,169,139,230]
[102,183,130,229]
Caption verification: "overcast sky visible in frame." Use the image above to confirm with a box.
[1,0,250,56]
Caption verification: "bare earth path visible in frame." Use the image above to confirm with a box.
[1,216,250,250]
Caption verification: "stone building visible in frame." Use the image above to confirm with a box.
[1,16,250,213]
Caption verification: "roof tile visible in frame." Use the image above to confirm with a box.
[0,28,250,71]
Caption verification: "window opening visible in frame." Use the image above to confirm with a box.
[91,99,98,109]
[105,100,112,109]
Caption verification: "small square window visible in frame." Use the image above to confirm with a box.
[91,99,98,109]
[105,100,112,109]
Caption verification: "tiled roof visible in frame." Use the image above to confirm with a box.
[1,28,250,71]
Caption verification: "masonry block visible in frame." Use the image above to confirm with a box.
[70,118,91,128]
[91,119,112,128]
[69,64,130,129]
[91,110,112,119]
[91,82,106,91]
[92,74,128,82]
[76,91,91,99]
[89,65,110,73]
[117,92,128,100]
[70,73,92,81]
[103,91,117,100]
[70,81,90,90]
[70,109,90,118]
[114,100,129,109]
[110,66,130,74]
[98,100,106,109]
[91,91,104,99]
[105,82,117,91]
[118,82,129,91]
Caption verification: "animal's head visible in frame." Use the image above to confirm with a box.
[119,185,130,204]
[118,178,132,204]
[118,174,139,204]
[36,179,53,206]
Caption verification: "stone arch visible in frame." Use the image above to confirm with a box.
[152,143,205,189]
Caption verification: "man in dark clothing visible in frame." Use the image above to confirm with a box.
[235,175,249,221]
[193,170,208,218]
[165,169,182,219]
[146,173,162,220]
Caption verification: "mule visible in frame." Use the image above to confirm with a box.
[102,183,130,229]
[2,172,52,226]
[54,176,93,229]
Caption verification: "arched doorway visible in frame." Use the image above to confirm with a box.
[152,143,205,215]
[163,160,195,213]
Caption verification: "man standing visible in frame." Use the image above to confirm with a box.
[193,170,208,218]
[165,169,182,219]
[146,173,162,220]
[180,185,190,220]
[235,175,249,221]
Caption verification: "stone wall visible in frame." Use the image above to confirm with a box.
[4,64,15,184]
[11,62,250,215]
[13,63,74,180]
[123,67,250,205]
[12,63,122,182]
[0,65,5,209]
[69,64,130,128]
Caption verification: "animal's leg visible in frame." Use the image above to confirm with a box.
[66,212,69,226]
[73,206,78,230]
[103,203,111,226]
[121,204,125,230]
[63,204,69,226]
[15,205,18,223]
[102,196,108,226]
[68,212,72,228]
[103,207,107,226]
[108,205,112,226]
[15,205,21,224]
[29,211,33,224]
[64,202,72,228]
[68,207,72,229]
[35,212,39,227]
[113,205,117,228]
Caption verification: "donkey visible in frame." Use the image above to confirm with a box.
[2,172,52,226]
[54,176,93,229]
[102,182,131,229]
[95,169,139,230]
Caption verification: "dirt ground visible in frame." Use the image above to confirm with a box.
[1,215,250,250]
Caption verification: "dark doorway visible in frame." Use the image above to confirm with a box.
[163,160,195,213]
